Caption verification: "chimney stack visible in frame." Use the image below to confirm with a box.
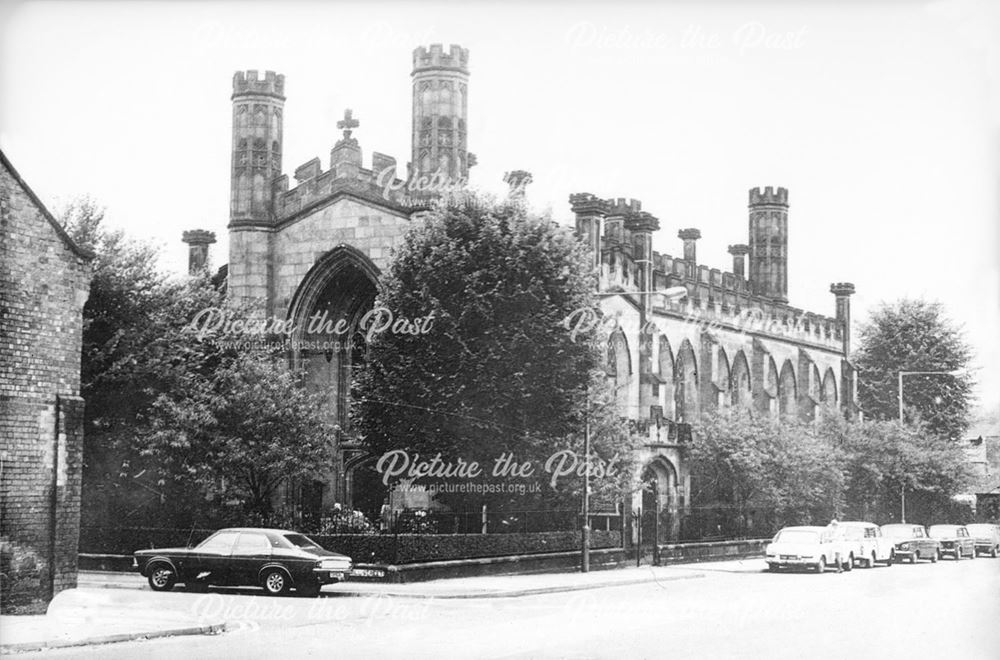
[728,244,750,279]
[747,186,789,303]
[182,230,216,275]
[830,282,856,355]
[678,228,701,263]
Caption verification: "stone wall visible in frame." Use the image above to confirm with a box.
[0,151,91,613]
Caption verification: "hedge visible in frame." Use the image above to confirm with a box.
[79,526,621,565]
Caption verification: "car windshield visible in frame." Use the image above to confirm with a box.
[774,530,819,544]
[928,525,957,537]
[283,533,322,550]
[881,526,914,539]
[965,525,991,535]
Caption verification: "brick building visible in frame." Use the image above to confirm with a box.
[183,44,857,540]
[0,150,92,613]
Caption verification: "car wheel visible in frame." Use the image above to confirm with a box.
[865,552,876,568]
[147,564,176,592]
[968,547,976,560]
[843,554,853,572]
[991,546,998,559]
[767,563,778,572]
[885,552,893,566]
[261,569,290,596]
[953,549,961,560]
[816,557,826,573]
[931,550,939,563]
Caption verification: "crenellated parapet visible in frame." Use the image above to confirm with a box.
[232,70,285,100]
[272,149,415,223]
[569,186,852,352]
[412,44,470,73]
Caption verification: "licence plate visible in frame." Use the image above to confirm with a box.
[352,568,386,578]
[780,555,797,560]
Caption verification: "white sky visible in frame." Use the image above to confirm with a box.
[2,0,998,412]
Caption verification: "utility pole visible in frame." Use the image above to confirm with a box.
[581,383,591,573]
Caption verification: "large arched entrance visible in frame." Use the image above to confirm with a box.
[287,245,386,513]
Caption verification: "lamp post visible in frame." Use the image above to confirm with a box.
[896,369,964,523]
[581,388,591,573]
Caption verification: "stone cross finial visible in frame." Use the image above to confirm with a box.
[337,108,359,139]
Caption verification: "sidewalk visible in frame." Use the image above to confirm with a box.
[78,564,707,599]
[0,589,226,654]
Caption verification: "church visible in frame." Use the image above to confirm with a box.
[182,44,858,542]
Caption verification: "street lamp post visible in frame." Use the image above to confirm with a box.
[896,369,964,523]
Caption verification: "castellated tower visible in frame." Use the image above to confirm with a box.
[747,186,789,303]
[411,44,471,182]
[229,70,285,308]
[230,70,285,224]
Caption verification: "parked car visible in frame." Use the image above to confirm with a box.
[965,523,1000,558]
[832,521,894,568]
[880,524,941,563]
[927,525,976,560]
[133,527,353,596]
[764,526,852,573]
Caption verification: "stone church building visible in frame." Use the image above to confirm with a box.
[186,44,857,541]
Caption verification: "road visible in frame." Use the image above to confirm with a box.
[20,557,1000,660]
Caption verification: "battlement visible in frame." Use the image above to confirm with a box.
[412,44,469,74]
[232,70,285,99]
[569,192,610,215]
[624,211,659,233]
[607,198,642,216]
[748,186,788,206]
[272,149,414,222]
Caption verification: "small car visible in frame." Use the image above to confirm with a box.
[832,521,894,568]
[133,527,353,596]
[880,524,941,563]
[927,524,976,560]
[965,523,1000,558]
[764,526,852,573]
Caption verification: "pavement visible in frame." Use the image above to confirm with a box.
[0,562,708,653]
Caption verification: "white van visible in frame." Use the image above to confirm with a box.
[834,521,894,568]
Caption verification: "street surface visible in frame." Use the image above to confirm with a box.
[17,557,1000,659]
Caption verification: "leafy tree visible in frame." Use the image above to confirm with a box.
[143,352,335,518]
[690,409,844,537]
[820,412,971,524]
[854,299,975,440]
[352,194,635,510]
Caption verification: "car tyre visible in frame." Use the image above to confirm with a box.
[147,563,176,592]
[843,554,853,572]
[261,569,290,596]
[766,563,778,572]
[816,557,826,574]
[931,550,939,563]
[991,546,998,559]
[885,552,893,566]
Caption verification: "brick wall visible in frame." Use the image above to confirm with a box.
[0,152,91,613]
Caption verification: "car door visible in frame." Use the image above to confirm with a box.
[189,530,239,584]
[230,532,272,586]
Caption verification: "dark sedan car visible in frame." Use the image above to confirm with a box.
[880,524,941,563]
[927,524,976,560]
[133,528,352,596]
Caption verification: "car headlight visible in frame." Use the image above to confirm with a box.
[899,543,909,550]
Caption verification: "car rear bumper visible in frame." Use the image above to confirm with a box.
[766,558,819,567]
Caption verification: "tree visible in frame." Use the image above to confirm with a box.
[819,412,972,524]
[690,409,845,537]
[854,299,975,440]
[143,352,335,519]
[352,194,635,510]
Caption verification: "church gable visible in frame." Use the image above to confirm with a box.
[272,196,413,318]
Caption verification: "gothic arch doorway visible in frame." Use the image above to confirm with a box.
[637,457,679,545]
[344,454,389,523]
[287,245,380,432]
